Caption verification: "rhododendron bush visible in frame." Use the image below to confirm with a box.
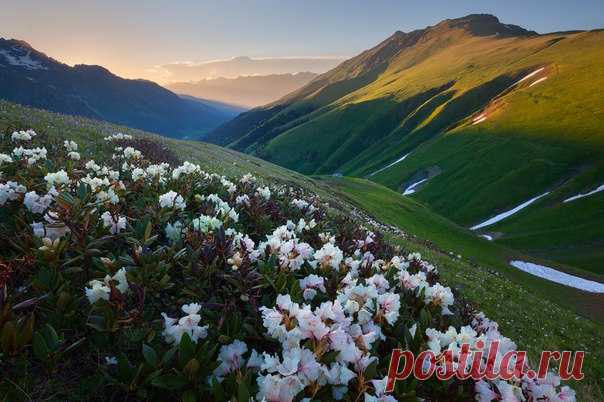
[0,130,574,401]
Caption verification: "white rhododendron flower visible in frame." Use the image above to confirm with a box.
[0,181,26,205]
[104,133,133,141]
[0,153,13,165]
[172,161,202,179]
[159,190,186,210]
[44,170,70,189]
[101,211,127,234]
[240,173,256,184]
[23,191,53,214]
[299,274,326,300]
[63,140,78,152]
[162,303,209,344]
[96,187,120,204]
[424,283,455,315]
[12,146,47,165]
[131,167,146,181]
[123,146,142,160]
[165,221,183,243]
[236,194,250,206]
[192,214,222,233]
[256,186,271,200]
[11,129,36,142]
[84,268,129,304]
[213,340,248,380]
[314,243,344,270]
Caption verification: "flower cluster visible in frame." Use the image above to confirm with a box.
[0,181,26,206]
[0,129,575,401]
[104,132,133,142]
[162,303,209,344]
[85,268,129,304]
[12,145,47,165]
[64,139,81,160]
[11,129,36,141]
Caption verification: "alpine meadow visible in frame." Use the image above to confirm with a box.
[1,4,603,402]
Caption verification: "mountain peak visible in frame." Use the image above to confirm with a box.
[430,14,537,37]
[0,38,35,50]
[0,38,49,70]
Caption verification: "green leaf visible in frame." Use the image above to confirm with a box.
[237,379,250,402]
[179,333,195,366]
[289,278,303,303]
[43,324,60,350]
[86,315,106,332]
[117,353,134,382]
[182,390,197,402]
[78,182,89,200]
[63,337,86,354]
[150,373,187,390]
[321,350,339,365]
[364,360,378,380]
[19,313,35,347]
[32,331,49,362]
[182,358,200,380]
[419,308,430,328]
[210,376,225,401]
[275,272,287,292]
[161,346,177,366]
[1,321,17,354]
[144,221,153,242]
[142,343,159,367]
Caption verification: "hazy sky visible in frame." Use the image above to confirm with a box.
[1,0,602,82]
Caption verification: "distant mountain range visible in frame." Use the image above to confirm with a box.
[206,14,604,272]
[157,56,344,82]
[0,38,239,139]
[167,72,318,108]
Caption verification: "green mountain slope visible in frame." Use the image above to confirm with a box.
[205,14,604,272]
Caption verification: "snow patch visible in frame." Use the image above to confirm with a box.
[510,260,604,293]
[472,114,488,125]
[513,67,545,86]
[0,48,46,70]
[403,178,428,195]
[469,67,546,127]
[470,192,550,230]
[480,234,493,241]
[563,183,604,203]
[529,77,548,87]
[368,153,410,176]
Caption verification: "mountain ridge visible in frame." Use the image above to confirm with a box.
[204,14,604,273]
[0,37,237,138]
[167,72,317,108]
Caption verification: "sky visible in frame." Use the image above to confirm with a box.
[1,0,602,83]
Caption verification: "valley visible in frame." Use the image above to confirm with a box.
[205,14,604,276]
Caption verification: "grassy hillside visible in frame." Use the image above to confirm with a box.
[1,101,603,398]
[318,177,604,320]
[317,176,604,398]
[205,15,604,273]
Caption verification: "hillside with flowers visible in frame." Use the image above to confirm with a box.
[0,100,603,401]
[207,15,604,275]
